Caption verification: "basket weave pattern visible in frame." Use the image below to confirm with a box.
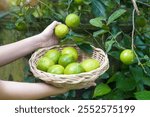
[29,45,109,89]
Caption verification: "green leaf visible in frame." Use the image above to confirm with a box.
[5,22,16,30]
[108,51,120,60]
[82,90,92,99]
[112,31,122,39]
[89,17,105,28]
[143,77,150,86]
[91,0,106,17]
[116,76,136,92]
[73,37,84,43]
[93,29,108,37]
[130,66,144,83]
[144,61,150,67]
[77,43,93,54]
[107,72,122,84]
[145,67,150,77]
[105,39,115,52]
[107,9,126,25]
[135,91,150,100]
[103,89,128,100]
[93,83,111,98]
[135,36,146,49]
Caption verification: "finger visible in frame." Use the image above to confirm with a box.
[43,21,62,34]
[50,21,62,28]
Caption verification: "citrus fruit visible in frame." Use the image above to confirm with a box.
[120,49,135,65]
[65,13,80,28]
[36,57,55,71]
[81,59,100,72]
[61,47,78,60]
[55,24,69,38]
[64,62,85,74]
[44,49,61,63]
[74,0,84,4]
[58,54,75,67]
[47,65,64,74]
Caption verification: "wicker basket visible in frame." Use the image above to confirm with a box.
[29,45,109,89]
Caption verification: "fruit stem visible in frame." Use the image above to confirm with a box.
[131,8,135,51]
[66,0,73,15]
[133,50,147,73]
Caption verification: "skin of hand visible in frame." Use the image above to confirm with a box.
[37,21,61,48]
[0,21,61,66]
[0,80,69,100]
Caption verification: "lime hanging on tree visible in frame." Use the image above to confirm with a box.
[65,13,80,28]
[120,49,135,65]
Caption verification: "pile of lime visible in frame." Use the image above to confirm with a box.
[36,47,100,75]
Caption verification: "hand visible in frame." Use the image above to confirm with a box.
[38,21,61,47]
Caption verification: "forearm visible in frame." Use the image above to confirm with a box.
[0,80,68,100]
[0,34,42,66]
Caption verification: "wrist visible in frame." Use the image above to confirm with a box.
[33,33,45,48]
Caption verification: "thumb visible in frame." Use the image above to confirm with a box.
[49,21,62,29]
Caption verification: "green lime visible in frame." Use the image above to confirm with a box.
[65,14,80,28]
[61,47,78,61]
[81,59,100,72]
[58,54,75,67]
[55,24,69,38]
[120,49,135,65]
[64,62,85,74]
[44,49,61,63]
[47,65,64,74]
[36,57,55,71]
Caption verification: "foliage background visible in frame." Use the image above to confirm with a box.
[0,0,150,100]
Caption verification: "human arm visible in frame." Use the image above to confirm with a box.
[0,80,68,100]
[0,21,61,66]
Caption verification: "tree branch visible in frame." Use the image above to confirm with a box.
[131,0,140,15]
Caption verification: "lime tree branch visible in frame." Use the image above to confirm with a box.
[137,0,150,7]
[131,0,140,15]
[131,9,147,73]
